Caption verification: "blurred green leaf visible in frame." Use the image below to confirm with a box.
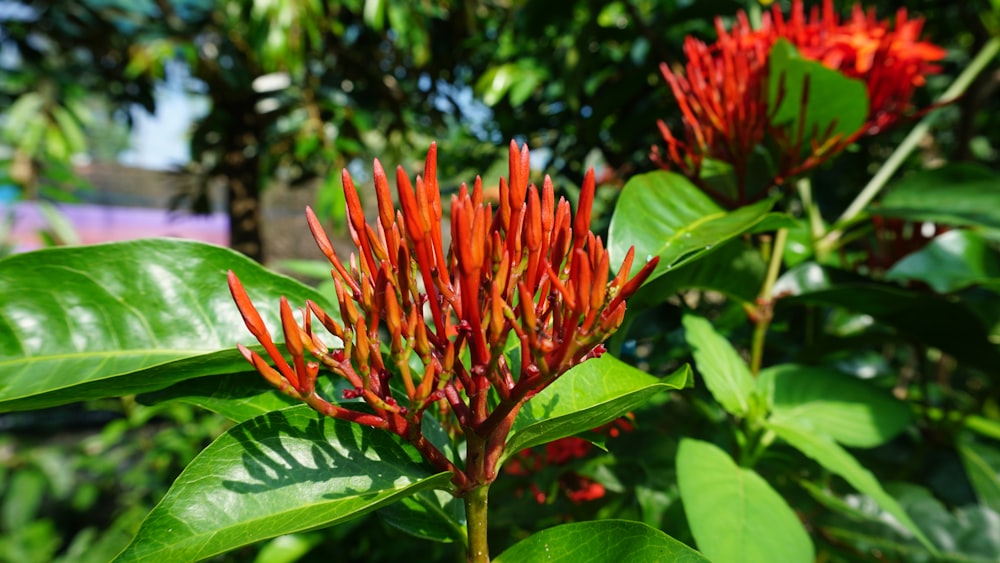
[887,230,1000,293]
[958,440,1000,514]
[682,314,755,417]
[766,419,938,554]
[875,164,1000,230]
[252,533,322,563]
[363,0,387,31]
[502,356,690,465]
[494,520,708,563]
[608,171,774,281]
[0,239,331,412]
[760,364,911,447]
[113,406,452,563]
[768,39,868,143]
[774,262,1000,370]
[676,438,814,563]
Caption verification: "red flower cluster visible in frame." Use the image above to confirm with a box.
[653,0,944,204]
[228,142,657,492]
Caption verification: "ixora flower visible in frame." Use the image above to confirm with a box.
[653,0,944,203]
[227,141,657,494]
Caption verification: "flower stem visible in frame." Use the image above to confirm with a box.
[817,36,1000,258]
[750,227,788,376]
[464,484,491,563]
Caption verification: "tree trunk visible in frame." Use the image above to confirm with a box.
[221,101,265,263]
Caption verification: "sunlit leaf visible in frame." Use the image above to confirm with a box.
[683,314,755,417]
[676,438,814,563]
[608,171,774,282]
[494,520,709,563]
[0,239,331,412]
[113,406,452,562]
[502,355,690,464]
[760,364,911,447]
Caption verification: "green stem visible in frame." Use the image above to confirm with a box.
[464,485,491,563]
[750,227,788,376]
[817,36,1000,257]
[796,177,825,248]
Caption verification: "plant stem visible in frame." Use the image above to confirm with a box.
[464,484,491,563]
[817,36,1000,256]
[796,177,825,248]
[750,227,788,376]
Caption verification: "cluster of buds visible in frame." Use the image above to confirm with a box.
[228,141,657,492]
[653,0,944,206]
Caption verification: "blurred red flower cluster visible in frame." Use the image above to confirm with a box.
[654,0,944,203]
[505,417,635,504]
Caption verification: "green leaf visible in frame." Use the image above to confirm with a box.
[958,439,1000,514]
[113,406,452,562]
[766,419,939,554]
[252,534,322,563]
[0,239,331,412]
[966,415,1000,441]
[774,262,1000,370]
[502,355,690,464]
[886,230,1000,293]
[676,439,814,563]
[875,164,1000,230]
[607,171,775,281]
[494,520,709,563]
[760,364,911,447]
[805,482,999,562]
[378,489,465,544]
[363,0,387,31]
[683,314,755,417]
[768,39,868,144]
[630,238,767,306]
[139,372,299,423]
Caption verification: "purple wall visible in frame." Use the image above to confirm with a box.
[3,202,228,253]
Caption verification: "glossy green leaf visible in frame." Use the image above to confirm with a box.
[502,355,690,464]
[139,372,299,423]
[676,439,814,563]
[378,489,465,544]
[683,314,755,417]
[607,171,774,281]
[494,520,709,563]
[0,239,330,412]
[113,405,452,562]
[760,364,911,447]
[887,230,1000,293]
[958,440,1000,514]
[773,262,1000,369]
[766,419,938,554]
[630,238,767,306]
[768,39,868,143]
[875,164,1000,230]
